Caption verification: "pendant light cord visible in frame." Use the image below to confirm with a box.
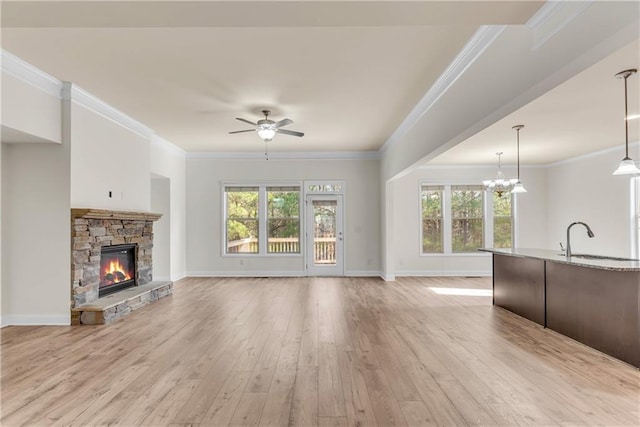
[624,73,629,159]
[517,128,521,180]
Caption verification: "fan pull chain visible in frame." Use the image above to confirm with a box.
[265,140,269,160]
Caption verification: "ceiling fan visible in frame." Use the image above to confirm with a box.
[229,110,304,142]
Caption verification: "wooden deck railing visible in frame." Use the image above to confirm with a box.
[227,237,336,263]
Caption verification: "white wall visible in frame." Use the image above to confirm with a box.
[546,144,640,258]
[1,70,61,144]
[391,165,547,276]
[1,139,71,325]
[186,157,381,276]
[69,100,151,211]
[151,176,171,282]
[150,137,187,281]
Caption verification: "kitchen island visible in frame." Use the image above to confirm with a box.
[480,248,640,368]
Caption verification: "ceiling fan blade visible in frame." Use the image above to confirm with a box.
[278,129,304,137]
[229,129,256,134]
[274,118,293,128]
[235,117,257,126]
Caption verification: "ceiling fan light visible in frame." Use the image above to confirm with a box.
[257,127,276,141]
[511,182,527,193]
[613,158,640,175]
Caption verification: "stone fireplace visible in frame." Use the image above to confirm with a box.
[70,209,172,324]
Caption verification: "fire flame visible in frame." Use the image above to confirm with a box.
[102,259,132,283]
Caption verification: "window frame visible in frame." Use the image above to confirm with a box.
[222,181,303,257]
[420,181,516,256]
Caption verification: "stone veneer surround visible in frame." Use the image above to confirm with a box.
[71,209,162,308]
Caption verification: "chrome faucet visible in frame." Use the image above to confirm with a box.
[566,222,595,257]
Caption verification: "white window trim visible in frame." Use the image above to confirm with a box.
[222,181,304,257]
[419,181,517,257]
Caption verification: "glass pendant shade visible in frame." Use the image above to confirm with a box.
[613,158,640,175]
[613,69,638,176]
[511,181,527,193]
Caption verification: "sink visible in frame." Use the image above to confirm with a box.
[557,253,639,262]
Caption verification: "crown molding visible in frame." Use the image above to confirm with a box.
[62,82,154,139]
[151,134,186,157]
[418,163,546,170]
[379,25,507,155]
[527,0,593,50]
[186,150,380,161]
[546,140,640,168]
[1,49,62,98]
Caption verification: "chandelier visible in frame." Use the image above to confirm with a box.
[483,152,517,197]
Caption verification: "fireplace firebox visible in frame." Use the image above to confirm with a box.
[99,244,137,297]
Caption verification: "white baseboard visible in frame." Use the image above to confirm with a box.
[395,270,491,277]
[187,270,306,277]
[346,270,382,277]
[187,270,381,278]
[171,271,187,281]
[1,314,70,327]
[380,273,396,282]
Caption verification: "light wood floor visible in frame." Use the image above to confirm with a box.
[1,276,639,426]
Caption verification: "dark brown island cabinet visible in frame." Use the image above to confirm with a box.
[481,248,640,368]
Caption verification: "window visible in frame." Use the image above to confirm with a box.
[492,192,512,248]
[421,185,444,253]
[224,184,301,255]
[267,186,300,254]
[225,187,259,253]
[421,183,513,254]
[451,185,484,252]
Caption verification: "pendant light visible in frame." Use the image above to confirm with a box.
[613,69,640,175]
[483,152,518,197]
[511,125,527,193]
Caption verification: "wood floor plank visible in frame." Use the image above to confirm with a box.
[229,393,268,427]
[200,370,252,426]
[1,276,638,426]
[318,343,346,417]
[289,366,319,427]
[336,349,378,427]
[398,400,436,426]
[361,368,408,427]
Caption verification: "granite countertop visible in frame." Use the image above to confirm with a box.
[479,248,640,272]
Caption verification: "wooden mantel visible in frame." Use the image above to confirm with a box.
[71,208,162,222]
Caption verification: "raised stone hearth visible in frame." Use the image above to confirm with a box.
[71,208,172,324]
[71,281,172,325]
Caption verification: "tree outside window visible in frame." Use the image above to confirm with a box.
[421,185,444,253]
[267,187,300,253]
[225,187,259,253]
[451,185,484,252]
[493,192,512,248]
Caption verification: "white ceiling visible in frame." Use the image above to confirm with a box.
[1,0,543,153]
[1,1,638,166]
[428,38,640,166]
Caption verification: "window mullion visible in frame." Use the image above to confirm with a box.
[259,186,267,254]
[443,185,453,253]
